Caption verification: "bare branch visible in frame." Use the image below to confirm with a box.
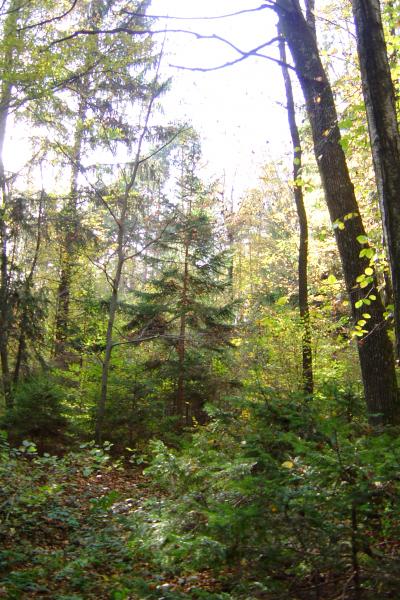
[122,4,272,21]
[170,37,295,73]
[122,216,177,263]
[137,128,187,166]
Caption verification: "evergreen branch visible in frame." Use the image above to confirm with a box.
[18,0,79,31]
[111,333,194,349]
[52,141,119,224]
[49,27,174,47]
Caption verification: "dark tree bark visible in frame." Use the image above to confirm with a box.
[304,0,316,36]
[275,0,399,425]
[351,0,400,361]
[278,28,313,396]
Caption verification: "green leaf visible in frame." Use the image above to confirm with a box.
[360,248,374,259]
[327,274,337,284]
[333,219,344,230]
[357,235,368,244]
[355,300,363,309]
[364,267,374,276]
[340,137,349,152]
[339,117,353,129]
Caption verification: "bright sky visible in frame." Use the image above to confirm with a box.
[151,0,292,198]
[6,1,295,199]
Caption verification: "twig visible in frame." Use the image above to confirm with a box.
[122,4,272,21]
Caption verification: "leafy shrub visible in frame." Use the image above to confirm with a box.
[128,390,400,598]
[2,374,69,453]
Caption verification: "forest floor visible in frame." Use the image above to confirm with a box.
[0,463,236,600]
[3,446,393,600]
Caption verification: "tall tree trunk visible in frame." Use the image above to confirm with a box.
[177,234,189,422]
[13,189,44,384]
[54,96,86,359]
[0,0,19,408]
[278,28,313,396]
[351,0,400,361]
[384,0,400,101]
[276,0,398,425]
[95,78,160,443]
[54,0,110,360]
[95,221,125,444]
[222,187,235,298]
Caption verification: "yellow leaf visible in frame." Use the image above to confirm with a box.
[281,460,294,469]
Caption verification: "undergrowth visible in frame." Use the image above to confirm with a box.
[1,387,400,599]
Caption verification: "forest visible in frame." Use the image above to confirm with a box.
[1,0,400,598]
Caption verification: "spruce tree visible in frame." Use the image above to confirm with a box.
[126,133,236,424]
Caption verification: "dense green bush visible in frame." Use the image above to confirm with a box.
[127,389,400,599]
[1,386,400,599]
[2,375,69,453]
